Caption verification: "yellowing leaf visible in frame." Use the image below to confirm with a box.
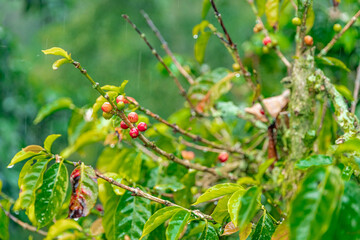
[52,58,70,70]
[222,222,239,236]
[265,0,279,28]
[44,219,82,240]
[42,47,71,60]
[91,218,105,236]
[239,223,252,240]
[22,145,44,153]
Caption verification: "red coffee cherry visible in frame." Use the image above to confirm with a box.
[218,152,229,163]
[137,122,147,132]
[304,35,313,46]
[116,95,129,104]
[101,102,113,113]
[127,112,139,123]
[129,128,139,138]
[262,36,272,46]
[120,121,129,129]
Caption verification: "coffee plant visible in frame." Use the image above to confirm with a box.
[1,0,360,239]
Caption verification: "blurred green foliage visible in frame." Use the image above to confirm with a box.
[1,0,360,238]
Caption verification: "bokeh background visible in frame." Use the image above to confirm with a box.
[1,0,359,238]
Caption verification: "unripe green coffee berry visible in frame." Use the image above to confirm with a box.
[117,101,126,110]
[333,23,342,33]
[262,46,269,54]
[102,112,113,120]
[292,17,301,26]
[232,63,241,71]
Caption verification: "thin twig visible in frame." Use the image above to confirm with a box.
[351,62,360,114]
[95,170,214,221]
[121,14,202,117]
[0,203,47,236]
[126,96,244,155]
[134,141,166,165]
[181,139,226,154]
[275,48,292,70]
[71,59,236,181]
[318,9,360,57]
[209,0,273,123]
[141,10,194,85]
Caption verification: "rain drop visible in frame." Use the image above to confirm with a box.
[7,165,14,169]
[235,73,240,78]
[193,35,198,39]
[73,218,80,221]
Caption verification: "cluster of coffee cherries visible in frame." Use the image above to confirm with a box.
[101,95,148,139]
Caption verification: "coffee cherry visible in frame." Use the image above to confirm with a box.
[304,35,313,46]
[117,101,126,110]
[262,46,270,54]
[218,152,229,163]
[181,150,195,160]
[101,102,113,113]
[137,122,147,132]
[262,36,272,46]
[292,17,301,26]
[127,112,139,123]
[127,97,138,105]
[129,128,139,138]
[253,23,263,33]
[120,121,129,129]
[333,23,342,33]
[116,95,129,104]
[260,109,265,115]
[102,112,113,120]
[232,63,241,71]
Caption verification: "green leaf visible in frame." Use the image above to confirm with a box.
[140,206,182,240]
[333,181,360,239]
[34,98,74,124]
[8,150,43,168]
[211,194,231,224]
[69,163,98,218]
[104,173,126,195]
[256,158,276,181]
[44,134,61,153]
[35,161,69,228]
[14,156,51,211]
[289,166,344,240]
[118,152,143,182]
[99,180,121,240]
[193,21,211,63]
[201,0,211,19]
[0,199,10,240]
[295,155,333,170]
[44,219,82,240]
[101,85,121,93]
[305,7,315,33]
[61,129,107,158]
[166,210,191,240]
[335,138,360,154]
[334,85,354,101]
[114,190,151,239]
[119,80,128,94]
[42,47,71,60]
[193,183,243,205]
[228,187,260,229]
[315,56,351,72]
[252,212,276,240]
[341,166,353,181]
[265,0,279,28]
[173,171,196,208]
[199,222,219,240]
[52,58,70,70]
